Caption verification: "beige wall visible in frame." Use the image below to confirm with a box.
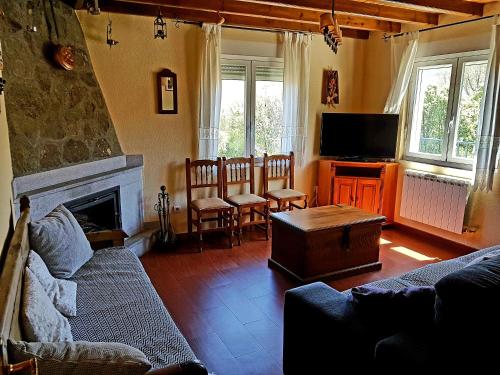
[78,12,366,232]
[78,13,201,232]
[0,80,13,253]
[363,22,500,248]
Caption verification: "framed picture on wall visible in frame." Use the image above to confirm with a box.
[321,69,339,106]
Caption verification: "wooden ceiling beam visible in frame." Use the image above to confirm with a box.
[354,0,484,16]
[114,0,401,32]
[238,0,438,24]
[335,0,438,25]
[98,1,371,38]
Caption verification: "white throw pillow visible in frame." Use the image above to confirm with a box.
[29,205,93,279]
[27,250,77,317]
[22,268,73,342]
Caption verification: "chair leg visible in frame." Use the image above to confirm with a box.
[303,197,308,209]
[250,209,255,231]
[196,214,203,252]
[276,199,282,212]
[228,208,234,249]
[288,201,293,211]
[265,203,270,241]
[237,208,243,246]
[187,208,193,234]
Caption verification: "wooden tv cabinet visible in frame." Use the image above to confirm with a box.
[317,160,399,223]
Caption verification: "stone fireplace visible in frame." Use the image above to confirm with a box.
[12,155,149,256]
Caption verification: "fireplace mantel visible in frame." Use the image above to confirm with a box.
[12,155,147,256]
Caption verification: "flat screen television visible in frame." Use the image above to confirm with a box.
[320,113,399,160]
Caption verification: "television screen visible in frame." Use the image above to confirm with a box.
[320,113,399,159]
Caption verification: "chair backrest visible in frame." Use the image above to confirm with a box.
[263,152,295,194]
[185,158,222,203]
[222,156,256,198]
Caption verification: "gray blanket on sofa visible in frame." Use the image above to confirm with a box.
[344,245,500,293]
[68,247,196,369]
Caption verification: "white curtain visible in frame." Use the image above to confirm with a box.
[282,32,312,166]
[473,16,500,192]
[384,32,419,114]
[198,23,222,160]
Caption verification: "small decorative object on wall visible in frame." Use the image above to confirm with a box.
[0,41,5,95]
[157,69,178,114]
[154,186,177,249]
[320,0,342,54]
[154,9,167,39]
[321,69,339,106]
[26,0,37,32]
[106,18,119,48]
[54,45,75,71]
[86,0,101,15]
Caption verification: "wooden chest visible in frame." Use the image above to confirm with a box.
[268,205,385,283]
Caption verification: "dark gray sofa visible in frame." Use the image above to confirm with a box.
[283,245,500,373]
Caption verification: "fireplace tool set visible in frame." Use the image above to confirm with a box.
[154,186,176,249]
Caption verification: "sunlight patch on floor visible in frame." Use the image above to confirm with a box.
[390,246,437,261]
[380,238,392,245]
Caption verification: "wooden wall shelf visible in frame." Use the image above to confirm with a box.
[317,160,399,223]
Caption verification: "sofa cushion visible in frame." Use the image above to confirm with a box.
[29,205,93,279]
[226,193,267,206]
[68,247,196,369]
[27,250,77,317]
[435,255,500,331]
[266,188,305,200]
[22,268,73,342]
[374,330,439,370]
[191,197,232,210]
[350,286,436,332]
[8,340,151,375]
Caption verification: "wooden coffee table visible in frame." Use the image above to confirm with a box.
[268,205,385,283]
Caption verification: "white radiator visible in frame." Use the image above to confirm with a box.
[400,170,470,234]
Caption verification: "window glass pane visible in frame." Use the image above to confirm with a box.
[219,64,246,158]
[409,64,452,156]
[453,60,488,160]
[255,66,284,155]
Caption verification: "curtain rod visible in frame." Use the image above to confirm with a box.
[384,14,496,40]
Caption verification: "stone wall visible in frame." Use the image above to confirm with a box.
[0,0,122,176]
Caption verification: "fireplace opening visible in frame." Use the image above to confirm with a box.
[64,187,121,233]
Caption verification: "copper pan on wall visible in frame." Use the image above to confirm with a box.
[53,45,75,71]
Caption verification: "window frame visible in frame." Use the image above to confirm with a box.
[405,50,489,170]
[220,54,284,157]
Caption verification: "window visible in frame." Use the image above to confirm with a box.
[406,52,489,168]
[218,57,284,158]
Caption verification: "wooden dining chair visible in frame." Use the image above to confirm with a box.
[263,152,308,212]
[222,156,270,245]
[186,157,234,252]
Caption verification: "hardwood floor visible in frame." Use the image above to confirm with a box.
[141,228,472,375]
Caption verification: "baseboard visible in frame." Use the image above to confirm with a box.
[391,222,478,255]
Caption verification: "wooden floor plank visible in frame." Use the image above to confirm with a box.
[142,228,472,375]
